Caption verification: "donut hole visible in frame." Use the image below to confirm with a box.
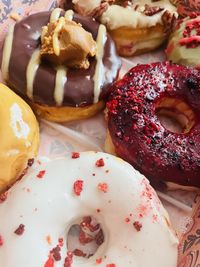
[67,216,104,259]
[155,97,196,134]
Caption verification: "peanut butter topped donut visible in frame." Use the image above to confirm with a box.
[106,62,200,188]
[0,8,121,122]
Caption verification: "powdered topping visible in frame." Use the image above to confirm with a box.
[44,254,54,267]
[14,224,25,235]
[71,152,80,159]
[64,251,73,267]
[37,170,46,179]
[179,19,200,48]
[50,245,61,261]
[166,16,200,68]
[173,0,200,17]
[96,158,105,167]
[58,237,64,247]
[73,180,84,196]
[0,235,3,246]
[98,182,108,192]
[96,258,102,264]
[143,4,164,16]
[79,229,94,244]
[133,221,142,232]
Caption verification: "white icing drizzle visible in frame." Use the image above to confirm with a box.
[53,10,74,105]
[1,25,14,81]
[93,24,107,103]
[65,10,74,20]
[54,66,67,106]
[50,8,62,23]
[26,49,41,99]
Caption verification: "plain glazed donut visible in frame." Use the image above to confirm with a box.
[65,0,177,56]
[106,62,200,188]
[0,8,121,122]
[0,83,39,194]
[0,152,178,267]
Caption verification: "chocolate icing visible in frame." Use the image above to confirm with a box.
[107,62,200,187]
[0,10,121,107]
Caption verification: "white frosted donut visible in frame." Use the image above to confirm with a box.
[0,152,178,267]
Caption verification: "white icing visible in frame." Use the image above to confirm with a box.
[0,152,178,267]
[1,25,14,81]
[10,103,30,139]
[54,66,67,106]
[93,25,107,103]
[100,1,177,30]
[50,8,62,23]
[26,49,41,99]
[65,9,74,20]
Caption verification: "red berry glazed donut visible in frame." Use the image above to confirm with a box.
[106,61,200,188]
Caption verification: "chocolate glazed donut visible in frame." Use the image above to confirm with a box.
[106,62,200,187]
[0,8,121,118]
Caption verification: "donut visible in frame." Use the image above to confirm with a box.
[0,8,121,122]
[0,83,39,194]
[170,0,200,17]
[166,15,200,68]
[0,151,178,266]
[106,61,200,188]
[65,0,178,56]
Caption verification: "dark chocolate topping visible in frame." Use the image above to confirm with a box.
[1,10,121,107]
[107,62,200,187]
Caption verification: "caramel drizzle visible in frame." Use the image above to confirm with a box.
[26,49,41,99]
[93,25,107,103]
[1,25,14,81]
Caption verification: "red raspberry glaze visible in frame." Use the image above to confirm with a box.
[107,62,200,187]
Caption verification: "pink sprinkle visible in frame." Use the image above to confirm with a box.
[98,183,108,193]
[0,235,3,246]
[71,152,80,159]
[37,170,46,179]
[73,180,84,196]
[14,224,25,235]
[96,158,105,167]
